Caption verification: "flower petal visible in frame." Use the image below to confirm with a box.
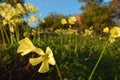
[38,61,49,73]
[29,57,43,66]
[20,50,31,56]
[46,47,53,57]
[48,57,56,65]
[17,45,30,53]
[35,48,45,55]
[17,38,37,56]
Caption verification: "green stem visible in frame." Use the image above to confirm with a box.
[37,27,40,42]
[74,34,78,59]
[0,26,6,44]
[55,64,62,80]
[88,39,109,80]
[10,32,13,44]
[15,25,20,42]
[3,26,10,44]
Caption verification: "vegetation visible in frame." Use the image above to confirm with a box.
[78,0,120,32]
[0,0,120,80]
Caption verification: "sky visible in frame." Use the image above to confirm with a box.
[25,0,83,19]
[25,0,112,19]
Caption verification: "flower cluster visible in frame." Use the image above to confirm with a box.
[17,38,56,73]
[0,3,38,26]
[55,28,78,35]
[68,16,76,24]
[103,26,120,43]
[28,16,38,25]
[61,16,76,25]
[0,3,23,26]
[109,27,120,43]
[82,27,93,37]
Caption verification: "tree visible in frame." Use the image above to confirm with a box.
[78,0,113,32]
[78,0,103,4]
[39,13,66,31]
[109,0,120,25]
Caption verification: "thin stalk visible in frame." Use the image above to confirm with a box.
[10,32,13,44]
[88,39,109,80]
[15,25,20,42]
[74,34,78,59]
[37,27,41,42]
[0,26,6,44]
[3,26,10,44]
[55,64,62,80]
[74,34,77,53]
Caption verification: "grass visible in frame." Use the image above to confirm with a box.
[0,31,120,80]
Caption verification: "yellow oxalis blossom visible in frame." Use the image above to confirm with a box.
[68,16,76,24]
[17,38,44,56]
[110,27,120,38]
[29,47,56,73]
[28,16,38,24]
[0,3,23,25]
[9,26,14,33]
[23,3,38,13]
[61,18,67,25]
[103,27,109,33]
[109,36,116,43]
[84,29,92,36]
[29,3,38,13]
[16,3,25,14]
[31,29,36,36]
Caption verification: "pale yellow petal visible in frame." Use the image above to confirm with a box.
[17,44,31,53]
[29,57,43,66]
[17,38,36,56]
[21,50,31,56]
[48,57,56,65]
[35,48,45,55]
[46,47,53,57]
[25,38,34,46]
[38,61,49,73]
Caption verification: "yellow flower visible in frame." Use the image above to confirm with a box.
[31,29,36,36]
[84,29,92,36]
[68,16,76,24]
[109,36,115,43]
[23,3,29,12]
[110,27,120,38]
[29,3,38,13]
[29,47,56,73]
[17,38,44,56]
[16,3,25,14]
[61,18,67,25]
[9,26,14,33]
[103,27,109,33]
[28,16,38,24]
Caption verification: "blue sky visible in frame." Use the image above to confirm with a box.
[25,0,112,19]
[25,0,84,19]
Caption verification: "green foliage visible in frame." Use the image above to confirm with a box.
[1,30,120,80]
[109,0,120,23]
[82,3,112,31]
[40,13,66,31]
